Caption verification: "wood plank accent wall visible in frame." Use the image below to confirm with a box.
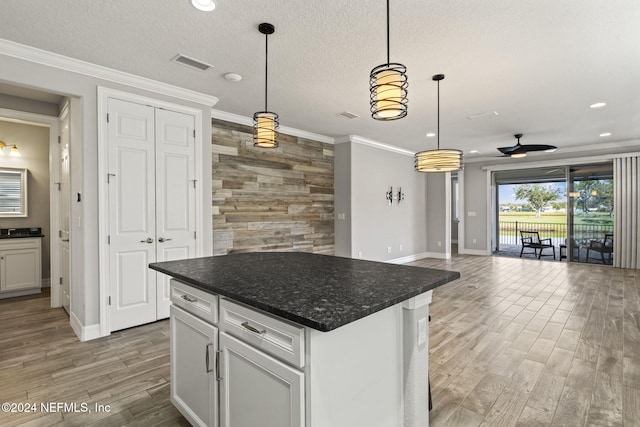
[212,119,334,255]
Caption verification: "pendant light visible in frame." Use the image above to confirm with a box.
[253,23,279,148]
[415,74,463,172]
[369,0,408,121]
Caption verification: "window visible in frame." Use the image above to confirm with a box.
[0,168,28,217]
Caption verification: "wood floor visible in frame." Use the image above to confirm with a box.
[1,254,638,426]
[409,255,640,427]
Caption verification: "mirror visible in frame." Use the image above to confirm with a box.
[0,168,28,217]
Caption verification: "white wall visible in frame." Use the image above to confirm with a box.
[425,172,451,257]
[0,120,51,280]
[0,45,214,336]
[335,139,427,262]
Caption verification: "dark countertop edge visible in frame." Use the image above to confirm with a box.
[150,263,460,332]
[0,234,45,239]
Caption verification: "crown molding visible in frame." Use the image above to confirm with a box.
[211,109,335,144]
[339,135,415,157]
[0,38,219,107]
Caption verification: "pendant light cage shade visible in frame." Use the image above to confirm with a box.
[370,63,408,120]
[253,111,279,148]
[415,149,463,172]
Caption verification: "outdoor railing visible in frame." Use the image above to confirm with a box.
[499,221,614,247]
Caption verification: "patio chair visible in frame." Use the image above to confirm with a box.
[586,233,613,264]
[519,230,556,260]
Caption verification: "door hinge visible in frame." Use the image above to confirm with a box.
[59,230,62,238]
[59,277,63,285]
[193,129,196,138]
[108,296,111,306]
[107,173,116,183]
[107,235,111,244]
[57,135,61,144]
[106,113,110,123]
[191,179,197,189]
[194,231,197,239]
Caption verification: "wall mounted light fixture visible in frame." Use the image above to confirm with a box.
[253,23,279,148]
[386,186,405,205]
[386,186,394,205]
[397,187,404,204]
[369,0,408,121]
[0,141,20,157]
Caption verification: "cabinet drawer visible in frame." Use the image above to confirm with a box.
[170,279,218,324]
[220,299,305,368]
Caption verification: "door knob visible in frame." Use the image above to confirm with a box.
[140,238,154,243]
[158,237,173,243]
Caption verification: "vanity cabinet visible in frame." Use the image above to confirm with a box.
[0,237,41,296]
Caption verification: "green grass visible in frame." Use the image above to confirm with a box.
[499,212,613,226]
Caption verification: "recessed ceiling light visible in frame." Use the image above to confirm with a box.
[469,150,479,154]
[426,132,436,138]
[224,73,242,82]
[191,0,215,12]
[600,132,612,137]
[590,102,606,109]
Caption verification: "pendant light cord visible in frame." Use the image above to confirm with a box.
[437,79,440,150]
[264,32,269,111]
[386,0,390,65]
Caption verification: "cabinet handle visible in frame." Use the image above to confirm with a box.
[216,350,222,381]
[181,294,197,303]
[241,321,266,335]
[205,343,213,373]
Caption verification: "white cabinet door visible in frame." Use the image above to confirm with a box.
[0,245,41,292]
[220,332,304,427]
[107,98,157,331]
[155,108,196,319]
[170,305,218,427]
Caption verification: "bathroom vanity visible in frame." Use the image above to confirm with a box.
[150,252,460,427]
[0,228,44,299]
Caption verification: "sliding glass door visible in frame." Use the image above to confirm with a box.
[567,163,614,264]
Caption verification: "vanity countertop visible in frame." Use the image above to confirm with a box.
[0,228,45,239]
[150,252,460,331]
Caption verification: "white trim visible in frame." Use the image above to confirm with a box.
[458,169,465,254]
[211,109,335,144]
[344,135,415,157]
[0,107,61,309]
[460,248,492,256]
[402,290,433,309]
[480,150,640,172]
[97,87,206,337]
[70,312,101,342]
[386,252,431,264]
[424,251,452,260]
[0,38,219,107]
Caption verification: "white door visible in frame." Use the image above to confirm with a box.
[59,107,71,314]
[107,98,157,331]
[171,305,218,427]
[220,332,304,427]
[155,108,196,319]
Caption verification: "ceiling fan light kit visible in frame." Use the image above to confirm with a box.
[497,133,557,158]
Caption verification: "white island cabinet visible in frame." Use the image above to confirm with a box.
[170,279,432,427]
[151,252,459,427]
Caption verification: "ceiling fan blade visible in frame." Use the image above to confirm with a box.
[518,144,557,152]
[497,145,520,154]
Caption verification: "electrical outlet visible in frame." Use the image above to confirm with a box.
[387,246,392,253]
[418,317,427,346]
[473,238,477,244]
[358,251,362,259]
[399,244,403,251]
[437,241,442,247]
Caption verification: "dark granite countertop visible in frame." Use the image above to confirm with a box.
[0,227,44,239]
[150,252,460,332]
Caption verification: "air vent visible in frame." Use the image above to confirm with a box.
[337,111,360,119]
[172,54,213,71]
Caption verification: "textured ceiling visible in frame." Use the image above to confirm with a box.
[1,0,639,159]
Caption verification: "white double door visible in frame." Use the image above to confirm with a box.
[107,98,196,332]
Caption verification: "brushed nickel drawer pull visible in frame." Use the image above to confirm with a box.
[241,321,266,335]
[181,294,197,303]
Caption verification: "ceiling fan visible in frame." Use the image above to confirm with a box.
[497,133,557,158]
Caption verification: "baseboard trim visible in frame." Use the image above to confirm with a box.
[70,312,102,342]
[423,251,452,260]
[387,252,431,264]
[41,278,51,288]
[459,248,492,256]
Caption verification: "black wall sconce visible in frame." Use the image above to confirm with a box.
[386,186,405,206]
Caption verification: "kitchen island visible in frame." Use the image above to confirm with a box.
[150,252,460,427]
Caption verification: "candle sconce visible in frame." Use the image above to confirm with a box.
[386,187,394,205]
[386,186,405,206]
